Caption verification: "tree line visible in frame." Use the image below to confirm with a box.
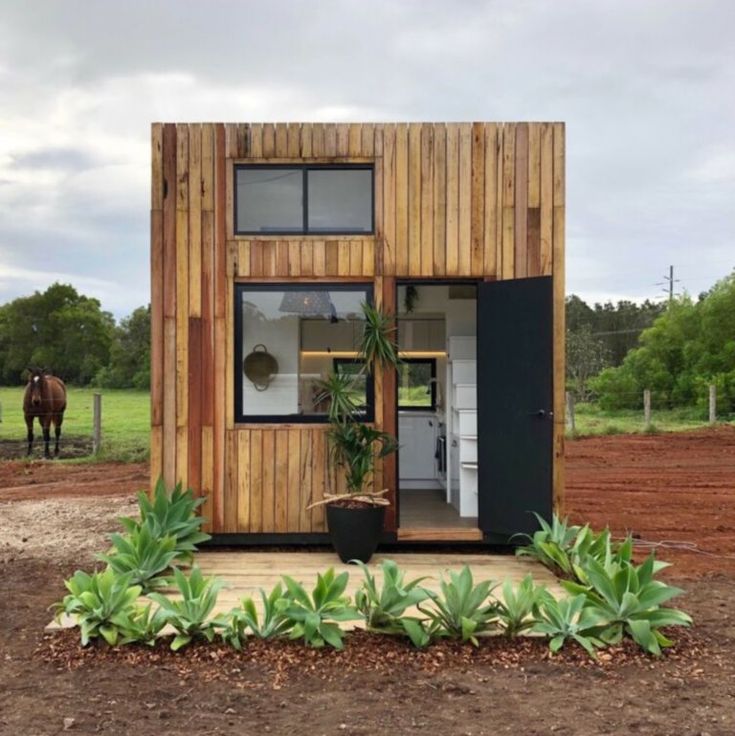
[2,277,733,414]
[0,283,150,388]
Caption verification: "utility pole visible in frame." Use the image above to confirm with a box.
[660,265,679,304]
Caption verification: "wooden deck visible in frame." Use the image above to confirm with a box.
[197,551,562,616]
[49,551,561,631]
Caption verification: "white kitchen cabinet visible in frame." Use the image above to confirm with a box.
[398,413,439,482]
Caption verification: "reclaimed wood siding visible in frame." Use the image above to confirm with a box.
[150,121,566,533]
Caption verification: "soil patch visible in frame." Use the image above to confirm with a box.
[566,425,735,577]
[0,436,94,461]
[1,428,735,734]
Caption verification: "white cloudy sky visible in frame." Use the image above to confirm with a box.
[0,0,733,318]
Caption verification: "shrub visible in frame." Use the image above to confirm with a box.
[420,566,498,646]
[120,603,168,646]
[216,583,294,650]
[148,566,224,651]
[55,569,141,646]
[532,594,604,657]
[279,569,359,649]
[120,478,211,565]
[493,575,547,637]
[353,558,431,633]
[562,554,692,656]
[98,524,178,592]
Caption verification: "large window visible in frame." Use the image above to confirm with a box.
[398,359,436,411]
[235,284,373,422]
[235,165,374,235]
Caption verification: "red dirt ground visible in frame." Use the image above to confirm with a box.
[1,428,735,735]
[2,426,733,576]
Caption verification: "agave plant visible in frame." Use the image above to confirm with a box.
[55,568,141,646]
[148,566,224,651]
[278,569,359,649]
[514,512,581,577]
[532,593,605,658]
[420,566,498,646]
[562,554,692,656]
[120,478,211,564]
[353,558,431,632]
[493,575,547,637]
[98,524,178,592]
[120,603,168,646]
[216,582,294,650]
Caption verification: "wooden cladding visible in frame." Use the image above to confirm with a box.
[150,121,565,535]
[220,122,564,281]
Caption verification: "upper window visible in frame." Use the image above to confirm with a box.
[235,165,374,235]
[235,283,374,423]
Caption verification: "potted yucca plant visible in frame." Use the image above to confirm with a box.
[307,302,399,563]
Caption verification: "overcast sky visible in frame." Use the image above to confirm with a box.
[0,0,733,318]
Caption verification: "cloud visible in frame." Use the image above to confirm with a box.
[0,0,733,317]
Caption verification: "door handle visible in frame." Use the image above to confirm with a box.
[531,409,553,419]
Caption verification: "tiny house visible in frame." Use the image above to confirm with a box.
[150,122,565,544]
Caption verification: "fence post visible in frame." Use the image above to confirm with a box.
[565,391,576,433]
[709,384,717,424]
[92,393,102,455]
[0,400,3,423]
[643,389,651,429]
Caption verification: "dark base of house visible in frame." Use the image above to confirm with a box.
[203,531,515,548]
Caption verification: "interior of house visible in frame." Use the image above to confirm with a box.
[396,284,478,531]
[237,282,479,531]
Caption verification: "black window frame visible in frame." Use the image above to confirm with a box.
[234,164,375,236]
[234,282,374,424]
[397,358,437,412]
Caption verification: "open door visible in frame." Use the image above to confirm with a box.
[477,277,553,541]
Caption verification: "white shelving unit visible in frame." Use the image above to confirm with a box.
[446,337,477,518]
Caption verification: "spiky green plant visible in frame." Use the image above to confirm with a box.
[119,478,211,564]
[357,301,400,374]
[54,569,141,646]
[353,558,431,632]
[278,569,359,649]
[562,554,692,655]
[420,566,498,646]
[98,524,178,592]
[216,583,294,650]
[532,594,605,658]
[148,566,224,651]
[493,575,547,637]
[328,422,398,495]
[120,603,168,646]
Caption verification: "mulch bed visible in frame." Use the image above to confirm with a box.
[37,626,710,690]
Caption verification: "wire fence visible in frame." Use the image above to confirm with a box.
[565,384,732,436]
[0,387,149,462]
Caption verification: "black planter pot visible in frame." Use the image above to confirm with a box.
[326,504,385,564]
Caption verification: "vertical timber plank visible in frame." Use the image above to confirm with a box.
[432,123,447,277]
[445,124,459,276]
[420,123,434,277]
[237,430,251,532]
[395,124,408,276]
[513,122,529,279]
[407,123,421,277]
[470,122,485,277]
[458,123,472,276]
[540,123,554,276]
[287,429,301,532]
[482,123,498,277]
[275,430,289,532]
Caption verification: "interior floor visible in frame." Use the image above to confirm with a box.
[399,489,478,529]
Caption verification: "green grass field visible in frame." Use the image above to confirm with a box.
[1,387,728,464]
[570,402,731,437]
[0,387,150,462]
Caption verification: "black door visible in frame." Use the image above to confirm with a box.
[477,276,554,542]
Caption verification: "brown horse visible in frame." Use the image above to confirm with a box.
[23,368,67,458]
